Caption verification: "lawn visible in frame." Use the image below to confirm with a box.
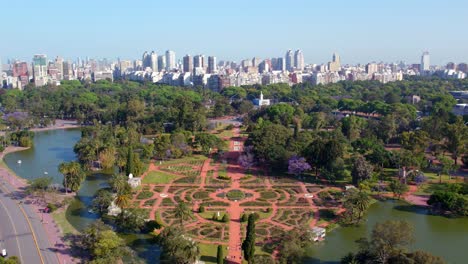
[158,155,206,165]
[52,208,79,236]
[199,243,225,264]
[143,171,178,184]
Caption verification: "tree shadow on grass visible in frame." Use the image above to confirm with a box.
[200,256,217,263]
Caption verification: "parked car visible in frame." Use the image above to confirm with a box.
[1,248,7,257]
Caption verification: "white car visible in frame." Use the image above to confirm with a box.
[1,249,6,257]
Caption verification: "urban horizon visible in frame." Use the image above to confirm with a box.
[2,50,466,67]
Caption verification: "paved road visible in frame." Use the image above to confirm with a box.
[0,178,59,264]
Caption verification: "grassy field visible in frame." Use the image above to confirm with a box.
[142,171,178,184]
[158,155,207,165]
[199,243,225,264]
[51,208,79,236]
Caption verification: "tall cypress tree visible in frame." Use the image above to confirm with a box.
[242,214,256,262]
[126,147,134,176]
[217,245,224,264]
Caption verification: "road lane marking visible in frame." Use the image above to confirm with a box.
[0,183,45,264]
[0,197,23,264]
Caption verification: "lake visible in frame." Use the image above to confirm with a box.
[4,129,159,262]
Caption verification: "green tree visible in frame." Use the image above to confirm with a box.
[389,180,409,199]
[92,189,113,215]
[59,161,85,192]
[216,245,224,264]
[78,220,132,263]
[157,226,200,264]
[351,156,373,186]
[242,214,256,262]
[116,208,147,232]
[342,190,371,225]
[126,147,135,176]
[443,116,468,165]
[174,202,193,225]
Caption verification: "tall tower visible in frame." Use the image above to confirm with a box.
[158,55,166,72]
[294,50,304,71]
[150,51,158,72]
[285,50,294,71]
[193,55,205,68]
[183,54,193,73]
[420,51,430,75]
[208,56,217,73]
[55,56,64,80]
[33,54,48,86]
[142,51,149,69]
[165,50,176,71]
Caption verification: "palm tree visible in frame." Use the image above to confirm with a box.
[182,239,200,263]
[174,202,192,225]
[59,162,84,192]
[354,191,371,223]
[115,193,131,208]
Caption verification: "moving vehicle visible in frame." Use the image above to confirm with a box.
[1,248,7,257]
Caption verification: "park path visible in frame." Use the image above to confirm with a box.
[225,127,244,264]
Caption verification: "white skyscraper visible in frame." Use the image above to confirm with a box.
[165,50,176,71]
[420,51,430,75]
[294,50,304,71]
[150,51,158,72]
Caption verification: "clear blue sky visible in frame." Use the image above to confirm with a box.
[2,0,467,64]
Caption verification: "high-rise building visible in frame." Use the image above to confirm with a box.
[277,57,285,71]
[294,50,304,71]
[458,63,468,73]
[33,54,48,86]
[55,57,64,80]
[150,51,158,72]
[208,56,217,74]
[193,55,205,69]
[183,54,193,73]
[366,63,378,74]
[420,51,430,75]
[285,50,294,71]
[62,61,72,80]
[446,62,456,70]
[165,50,176,71]
[142,51,151,69]
[158,55,166,72]
[252,57,261,68]
[328,52,341,72]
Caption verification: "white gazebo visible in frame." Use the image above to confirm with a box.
[127,173,141,188]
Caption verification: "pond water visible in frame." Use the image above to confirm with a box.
[4,129,160,263]
[306,200,468,264]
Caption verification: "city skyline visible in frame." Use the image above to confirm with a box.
[2,0,468,64]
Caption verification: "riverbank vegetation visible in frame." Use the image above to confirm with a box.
[341,220,446,264]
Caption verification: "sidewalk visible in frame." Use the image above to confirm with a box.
[0,152,76,264]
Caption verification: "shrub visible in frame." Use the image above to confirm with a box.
[226,124,234,130]
[199,205,205,213]
[47,203,58,212]
[137,190,154,200]
[266,208,272,213]
[212,213,218,221]
[222,214,230,222]
[241,214,248,222]
[252,212,260,221]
